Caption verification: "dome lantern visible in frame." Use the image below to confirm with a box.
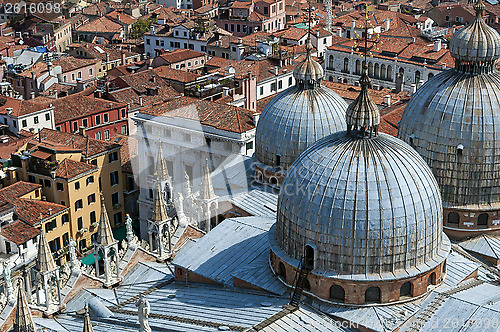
[449,0,500,73]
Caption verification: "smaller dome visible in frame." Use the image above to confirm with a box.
[293,40,324,85]
[449,0,500,64]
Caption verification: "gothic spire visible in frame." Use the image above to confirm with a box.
[96,195,115,246]
[83,302,93,332]
[152,181,169,223]
[155,144,170,183]
[37,222,56,273]
[200,160,216,200]
[12,279,36,332]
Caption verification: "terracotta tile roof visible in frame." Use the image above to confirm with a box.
[76,16,123,33]
[11,199,69,225]
[106,10,137,25]
[274,27,308,41]
[68,43,139,62]
[1,220,39,245]
[0,130,35,160]
[113,69,173,94]
[0,95,53,118]
[0,181,41,199]
[155,6,185,22]
[206,58,298,81]
[17,61,52,78]
[159,49,206,64]
[231,1,252,8]
[140,96,256,134]
[30,94,125,124]
[153,66,201,83]
[379,100,408,137]
[322,80,408,105]
[29,128,121,158]
[52,56,98,73]
[108,86,181,109]
[53,158,97,180]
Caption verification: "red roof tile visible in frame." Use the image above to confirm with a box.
[0,181,41,199]
[1,220,39,245]
[140,96,256,134]
[11,199,69,225]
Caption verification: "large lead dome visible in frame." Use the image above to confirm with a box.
[255,39,347,169]
[398,0,500,207]
[276,132,445,276]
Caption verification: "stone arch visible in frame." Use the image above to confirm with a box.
[304,245,315,269]
[415,70,421,84]
[365,286,381,303]
[447,212,460,225]
[343,57,349,73]
[278,262,286,281]
[387,65,393,81]
[374,63,380,78]
[428,272,436,286]
[330,284,345,302]
[329,55,334,69]
[478,213,489,227]
[356,59,361,74]
[269,177,278,186]
[400,281,412,298]
[368,62,374,77]
[380,64,386,80]
[256,170,263,183]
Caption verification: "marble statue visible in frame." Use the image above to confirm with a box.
[135,294,151,332]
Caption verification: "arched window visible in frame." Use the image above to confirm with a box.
[399,67,405,75]
[368,62,374,77]
[256,171,263,183]
[276,154,281,167]
[415,70,421,84]
[428,73,434,80]
[343,58,349,73]
[329,55,334,69]
[380,64,386,80]
[278,262,286,280]
[330,285,345,302]
[428,272,436,286]
[447,212,460,225]
[400,282,412,298]
[270,177,278,186]
[356,59,361,74]
[304,245,314,269]
[329,76,333,82]
[365,286,381,303]
[374,63,380,78]
[387,65,393,82]
[303,278,311,291]
[478,213,489,227]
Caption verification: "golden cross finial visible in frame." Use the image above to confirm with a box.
[352,4,382,67]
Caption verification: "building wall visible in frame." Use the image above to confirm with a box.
[256,72,294,100]
[0,107,55,135]
[61,63,97,84]
[54,22,73,52]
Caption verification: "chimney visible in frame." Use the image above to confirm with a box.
[385,19,390,31]
[31,92,35,99]
[47,62,52,76]
[76,78,84,92]
[222,87,229,96]
[139,96,143,106]
[117,13,120,21]
[274,66,279,75]
[253,113,260,125]
[238,37,242,44]
[384,95,391,107]
[336,27,342,36]
[79,126,87,137]
[6,108,12,115]
[121,51,126,66]
[150,25,155,35]
[442,63,447,69]
[31,71,38,96]
[410,83,417,95]
[128,44,132,52]
[106,53,110,64]
[411,37,415,43]
[41,196,46,201]
[351,19,356,31]
[433,39,442,52]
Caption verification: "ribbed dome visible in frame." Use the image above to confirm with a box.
[255,85,348,169]
[293,39,324,85]
[276,132,446,277]
[449,0,500,65]
[398,69,500,207]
